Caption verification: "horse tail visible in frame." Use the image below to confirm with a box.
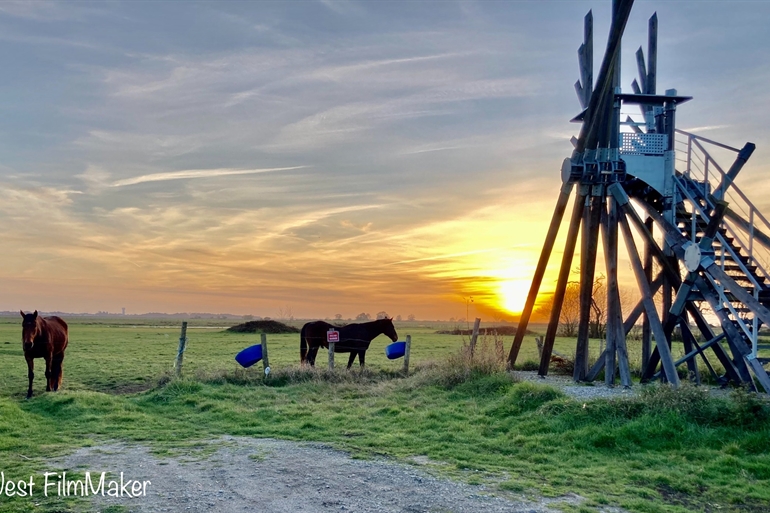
[300,324,308,364]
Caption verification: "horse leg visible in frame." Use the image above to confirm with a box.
[44,354,52,392]
[308,345,319,367]
[25,356,34,399]
[346,352,356,370]
[359,350,366,369]
[52,353,65,391]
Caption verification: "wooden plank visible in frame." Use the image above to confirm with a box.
[328,341,335,371]
[618,211,681,386]
[713,143,755,201]
[608,184,682,287]
[642,216,653,371]
[680,322,701,384]
[623,271,663,334]
[508,183,574,367]
[647,13,657,94]
[601,197,617,385]
[583,11,594,107]
[635,47,647,95]
[745,358,770,394]
[539,190,587,376]
[575,193,602,381]
[586,348,607,382]
[693,275,754,386]
[608,198,632,386]
[685,303,743,385]
[651,331,723,381]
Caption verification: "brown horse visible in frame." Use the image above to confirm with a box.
[300,318,398,369]
[20,310,69,399]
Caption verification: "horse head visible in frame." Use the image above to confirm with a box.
[20,310,41,351]
[380,317,398,342]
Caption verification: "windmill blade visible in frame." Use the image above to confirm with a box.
[635,47,647,93]
[575,0,635,155]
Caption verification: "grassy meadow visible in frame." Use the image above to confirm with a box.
[0,316,769,513]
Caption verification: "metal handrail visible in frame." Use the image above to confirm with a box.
[675,130,770,285]
[675,176,766,288]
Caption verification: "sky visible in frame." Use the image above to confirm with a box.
[2,0,770,320]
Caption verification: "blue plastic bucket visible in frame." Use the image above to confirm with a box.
[235,344,263,368]
[385,341,406,360]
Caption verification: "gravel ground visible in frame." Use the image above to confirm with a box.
[511,370,741,400]
[55,437,625,513]
[512,371,641,401]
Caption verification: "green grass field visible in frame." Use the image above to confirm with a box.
[0,316,768,513]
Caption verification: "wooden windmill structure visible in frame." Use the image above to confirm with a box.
[507,0,770,392]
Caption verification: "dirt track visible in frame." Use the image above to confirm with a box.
[56,436,594,513]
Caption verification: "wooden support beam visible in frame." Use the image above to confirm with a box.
[713,143,756,201]
[601,200,617,385]
[586,348,607,382]
[745,358,770,394]
[680,322,701,384]
[693,275,754,386]
[685,303,743,385]
[508,183,574,367]
[651,330,723,382]
[609,198,632,386]
[601,196,631,386]
[623,271,663,334]
[575,192,602,381]
[608,185,682,287]
[642,216,653,371]
[618,210,680,386]
[539,190,587,376]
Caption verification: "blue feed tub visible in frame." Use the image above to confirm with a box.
[235,344,263,368]
[385,341,406,360]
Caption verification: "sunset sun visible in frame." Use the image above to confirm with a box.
[498,279,531,314]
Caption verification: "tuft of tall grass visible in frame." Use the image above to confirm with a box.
[409,332,516,390]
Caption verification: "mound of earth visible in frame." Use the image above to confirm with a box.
[435,325,533,336]
[227,320,299,334]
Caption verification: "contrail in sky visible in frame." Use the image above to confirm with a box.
[112,166,307,187]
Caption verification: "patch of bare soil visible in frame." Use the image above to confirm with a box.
[55,437,613,513]
[226,320,299,334]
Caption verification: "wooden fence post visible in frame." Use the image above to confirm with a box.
[403,335,411,375]
[469,318,481,357]
[260,333,270,378]
[175,321,188,377]
[328,342,335,370]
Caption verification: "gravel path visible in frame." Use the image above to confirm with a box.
[511,370,741,401]
[55,437,607,513]
[512,371,640,401]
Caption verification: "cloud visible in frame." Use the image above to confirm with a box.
[111,166,307,187]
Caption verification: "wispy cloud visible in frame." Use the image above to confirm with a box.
[111,166,307,187]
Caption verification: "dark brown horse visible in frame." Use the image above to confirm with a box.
[300,318,398,369]
[20,310,69,399]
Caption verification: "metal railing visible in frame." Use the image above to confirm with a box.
[675,129,770,285]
